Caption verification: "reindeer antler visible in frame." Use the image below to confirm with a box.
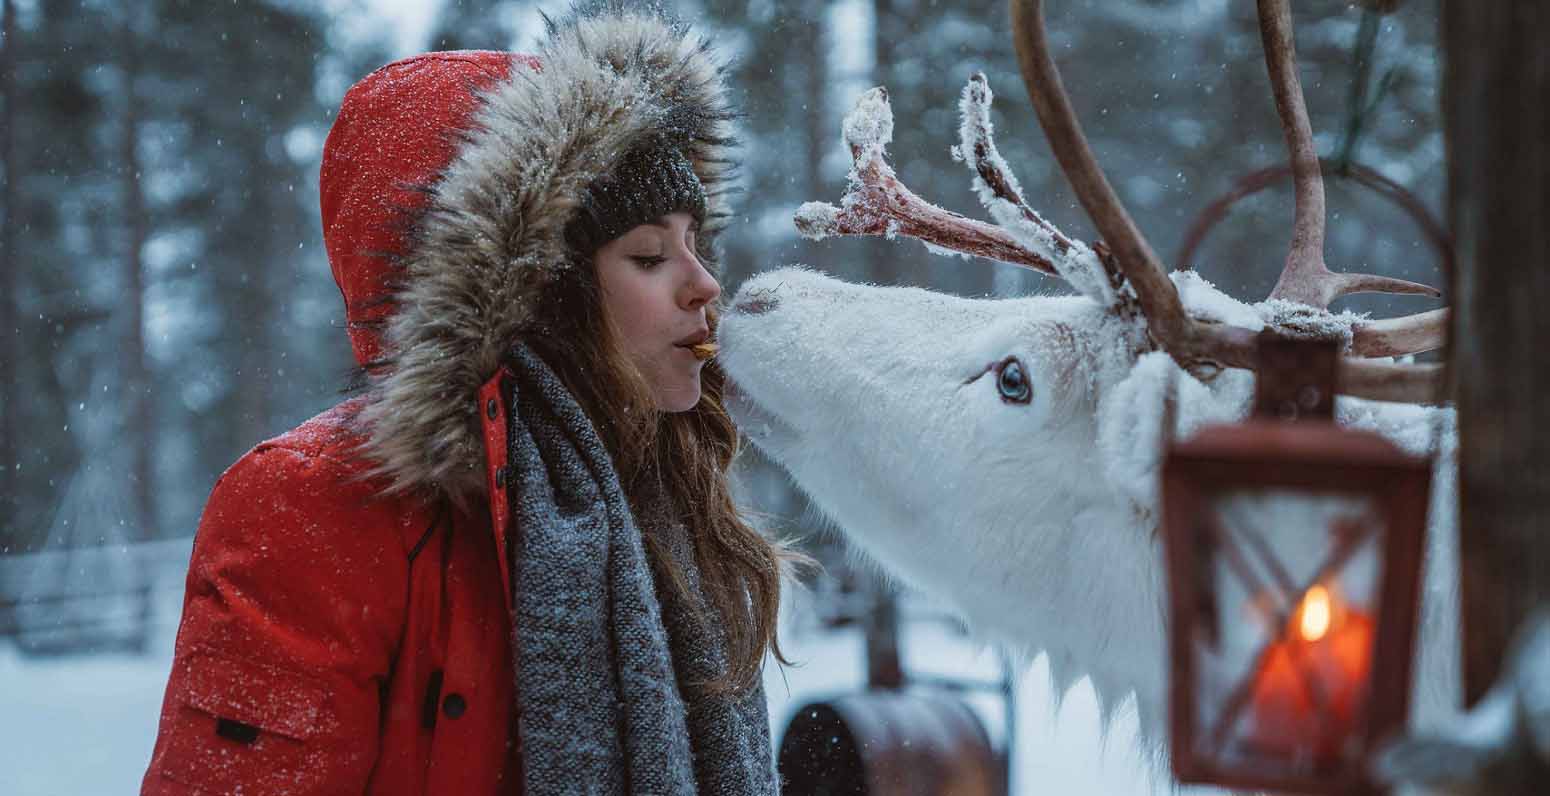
[795,88,1058,277]
[1007,0,1446,401]
[1176,161,1453,358]
[1255,0,1439,309]
[795,0,1448,403]
[955,73,1132,313]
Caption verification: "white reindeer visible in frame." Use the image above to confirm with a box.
[720,0,1459,755]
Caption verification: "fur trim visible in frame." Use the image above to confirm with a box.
[357,7,738,506]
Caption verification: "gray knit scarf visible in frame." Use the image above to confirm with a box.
[503,344,779,795]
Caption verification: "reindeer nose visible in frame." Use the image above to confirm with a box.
[732,288,780,316]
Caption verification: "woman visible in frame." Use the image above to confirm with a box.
[141,6,792,795]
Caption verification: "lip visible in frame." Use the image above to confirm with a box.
[673,328,711,347]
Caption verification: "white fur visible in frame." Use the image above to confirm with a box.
[721,266,1459,753]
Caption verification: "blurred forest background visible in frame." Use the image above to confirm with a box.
[0,0,1447,646]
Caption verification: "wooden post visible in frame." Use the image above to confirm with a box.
[1444,0,1550,712]
[864,572,904,690]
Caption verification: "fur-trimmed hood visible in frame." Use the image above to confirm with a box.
[318,6,737,505]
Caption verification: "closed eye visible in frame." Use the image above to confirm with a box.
[631,255,667,269]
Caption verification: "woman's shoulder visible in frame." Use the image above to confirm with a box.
[251,396,371,469]
[205,397,434,558]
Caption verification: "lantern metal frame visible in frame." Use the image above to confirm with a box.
[1161,347,1433,794]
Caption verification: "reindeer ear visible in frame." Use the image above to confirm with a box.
[1094,353,1170,512]
[1095,352,1253,512]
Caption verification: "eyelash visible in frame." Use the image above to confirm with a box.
[629,229,698,270]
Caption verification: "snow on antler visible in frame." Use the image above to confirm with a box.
[842,86,894,162]
[791,89,897,241]
[794,87,1062,275]
[791,201,840,241]
[794,87,897,244]
[953,73,1119,308]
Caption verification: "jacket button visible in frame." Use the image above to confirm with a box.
[495,465,510,489]
[442,692,467,719]
[486,398,499,420]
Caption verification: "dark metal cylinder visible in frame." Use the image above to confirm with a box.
[778,689,1003,795]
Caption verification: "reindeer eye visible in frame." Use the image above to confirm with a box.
[995,357,1032,404]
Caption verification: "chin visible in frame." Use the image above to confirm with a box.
[655,376,703,413]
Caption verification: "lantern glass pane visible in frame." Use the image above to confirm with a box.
[1189,488,1384,778]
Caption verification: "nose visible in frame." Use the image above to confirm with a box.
[731,287,779,316]
[680,253,721,310]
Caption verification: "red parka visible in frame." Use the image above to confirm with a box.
[141,10,741,794]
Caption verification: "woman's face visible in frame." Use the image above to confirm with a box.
[594,211,721,412]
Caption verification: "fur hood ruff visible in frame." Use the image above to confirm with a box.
[331,9,737,505]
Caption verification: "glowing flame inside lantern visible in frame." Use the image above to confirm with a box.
[1298,585,1332,642]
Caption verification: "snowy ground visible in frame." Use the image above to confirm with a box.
[0,558,1196,795]
[763,590,1200,795]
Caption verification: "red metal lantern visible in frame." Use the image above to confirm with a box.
[1162,337,1432,794]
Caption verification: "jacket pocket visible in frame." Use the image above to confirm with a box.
[157,647,342,793]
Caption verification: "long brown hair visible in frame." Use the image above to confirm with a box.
[523,254,802,694]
